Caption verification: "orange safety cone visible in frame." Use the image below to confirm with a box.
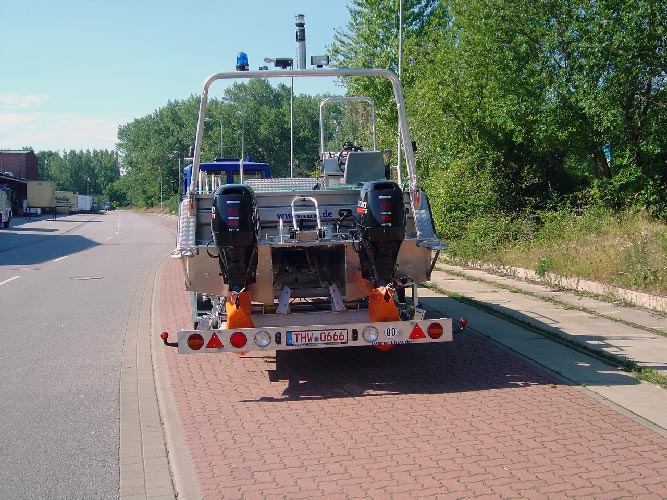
[224,290,255,329]
[368,286,400,351]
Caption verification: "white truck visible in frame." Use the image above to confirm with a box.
[0,186,12,228]
[164,61,463,354]
[77,195,91,212]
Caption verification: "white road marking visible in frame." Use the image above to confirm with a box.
[0,276,21,286]
[53,256,69,262]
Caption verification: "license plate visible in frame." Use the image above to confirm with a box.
[286,329,348,346]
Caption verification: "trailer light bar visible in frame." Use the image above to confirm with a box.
[187,333,205,350]
[230,332,248,349]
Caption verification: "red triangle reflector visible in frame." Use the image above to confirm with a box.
[409,324,426,340]
[206,332,224,349]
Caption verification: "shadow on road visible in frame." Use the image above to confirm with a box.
[6,227,59,233]
[245,332,562,403]
[0,234,99,265]
[236,293,640,402]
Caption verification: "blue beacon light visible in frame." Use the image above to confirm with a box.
[236,52,249,71]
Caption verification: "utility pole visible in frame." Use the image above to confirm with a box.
[396,0,403,181]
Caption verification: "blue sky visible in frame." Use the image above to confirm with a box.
[0,0,351,152]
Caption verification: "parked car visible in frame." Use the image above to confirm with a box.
[103,202,114,211]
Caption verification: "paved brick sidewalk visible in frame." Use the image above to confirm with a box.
[158,256,667,499]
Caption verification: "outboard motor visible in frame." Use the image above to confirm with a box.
[356,180,406,285]
[211,184,259,289]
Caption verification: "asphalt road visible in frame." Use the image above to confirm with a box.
[0,212,173,499]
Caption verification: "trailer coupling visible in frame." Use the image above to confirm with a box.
[160,332,178,348]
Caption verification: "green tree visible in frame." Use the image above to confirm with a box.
[330,0,450,150]
[116,81,329,206]
[117,96,199,207]
[37,149,120,198]
[547,0,667,214]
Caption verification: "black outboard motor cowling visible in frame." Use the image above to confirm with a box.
[211,184,259,289]
[356,180,406,285]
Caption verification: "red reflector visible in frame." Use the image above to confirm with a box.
[460,318,468,329]
[409,324,426,339]
[206,332,224,349]
[187,333,205,350]
[230,331,247,349]
[427,322,443,339]
[356,207,366,214]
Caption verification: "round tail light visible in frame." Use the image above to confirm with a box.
[254,331,271,347]
[427,322,443,339]
[187,333,205,350]
[230,331,248,349]
[362,326,379,343]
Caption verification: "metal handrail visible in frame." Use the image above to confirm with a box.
[189,68,418,203]
[290,196,321,231]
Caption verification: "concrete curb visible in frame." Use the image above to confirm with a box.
[452,260,667,313]
[120,255,175,500]
[151,259,203,500]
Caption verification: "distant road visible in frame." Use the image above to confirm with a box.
[0,212,173,499]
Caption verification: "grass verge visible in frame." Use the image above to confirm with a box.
[444,207,667,296]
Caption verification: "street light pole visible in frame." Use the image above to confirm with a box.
[290,76,294,177]
[241,111,245,164]
[159,166,163,212]
[264,56,294,177]
[171,151,182,199]
[396,0,404,182]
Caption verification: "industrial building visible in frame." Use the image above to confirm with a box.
[0,150,39,180]
[0,150,39,216]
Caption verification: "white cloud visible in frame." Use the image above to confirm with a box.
[0,93,49,109]
[0,111,123,151]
